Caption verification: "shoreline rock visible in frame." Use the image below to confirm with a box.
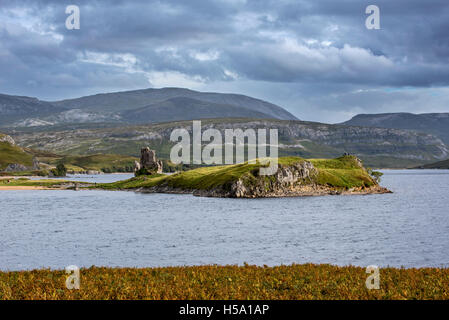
[0,133,15,145]
[136,183,392,198]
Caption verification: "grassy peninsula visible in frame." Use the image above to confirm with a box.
[1,264,448,300]
[414,158,449,169]
[0,177,76,190]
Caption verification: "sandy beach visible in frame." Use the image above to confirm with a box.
[0,186,52,190]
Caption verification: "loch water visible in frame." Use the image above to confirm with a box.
[1,170,448,270]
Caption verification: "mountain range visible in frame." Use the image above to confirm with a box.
[0,88,297,127]
[0,94,63,124]
[1,88,449,169]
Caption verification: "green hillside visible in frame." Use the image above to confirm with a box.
[0,134,34,171]
[50,154,138,173]
[414,159,449,169]
[1,132,139,173]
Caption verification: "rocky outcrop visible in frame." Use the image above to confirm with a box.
[137,147,163,174]
[32,157,40,170]
[86,170,102,175]
[222,160,317,198]
[4,163,28,172]
[0,133,15,145]
[192,161,324,198]
[134,160,141,171]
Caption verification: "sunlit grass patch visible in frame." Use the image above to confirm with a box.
[0,178,70,187]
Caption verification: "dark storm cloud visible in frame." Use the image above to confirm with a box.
[0,0,448,121]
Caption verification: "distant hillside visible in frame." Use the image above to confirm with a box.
[122,97,273,123]
[0,88,297,127]
[414,159,449,169]
[342,113,449,145]
[48,154,138,173]
[52,87,297,120]
[10,118,449,168]
[0,94,64,125]
[0,132,140,173]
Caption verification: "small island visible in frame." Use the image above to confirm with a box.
[0,145,391,197]
[93,151,391,198]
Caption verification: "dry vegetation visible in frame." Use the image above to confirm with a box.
[1,264,448,300]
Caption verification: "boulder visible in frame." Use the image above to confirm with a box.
[87,170,102,175]
[134,160,141,172]
[4,163,28,172]
[0,134,15,145]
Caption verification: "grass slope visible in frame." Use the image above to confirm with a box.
[0,141,33,170]
[1,264,448,300]
[49,154,138,172]
[0,178,70,187]
[414,158,449,169]
[0,144,138,174]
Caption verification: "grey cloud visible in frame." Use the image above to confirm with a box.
[0,0,448,121]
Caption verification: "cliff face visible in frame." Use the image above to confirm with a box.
[160,120,446,151]
[138,119,449,162]
[213,160,317,198]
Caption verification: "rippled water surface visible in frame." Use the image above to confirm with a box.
[1,170,448,270]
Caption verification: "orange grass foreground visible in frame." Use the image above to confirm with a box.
[1,264,448,300]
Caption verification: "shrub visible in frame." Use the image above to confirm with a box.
[51,163,67,177]
[134,167,156,177]
[367,168,383,183]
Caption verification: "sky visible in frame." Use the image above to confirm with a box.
[0,0,448,123]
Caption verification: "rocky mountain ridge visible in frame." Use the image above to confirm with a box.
[342,112,449,145]
[9,118,449,168]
